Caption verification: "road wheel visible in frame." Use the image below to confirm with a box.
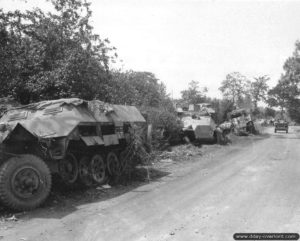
[58,152,78,185]
[107,152,120,176]
[78,156,94,187]
[0,154,51,211]
[90,154,106,185]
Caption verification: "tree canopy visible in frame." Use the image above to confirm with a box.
[267,41,300,121]
[109,70,174,111]
[250,75,269,109]
[0,0,115,104]
[0,0,174,117]
[180,80,207,105]
[219,72,250,107]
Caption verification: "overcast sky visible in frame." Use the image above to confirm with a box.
[2,0,300,98]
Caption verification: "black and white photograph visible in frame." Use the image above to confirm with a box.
[1,0,300,240]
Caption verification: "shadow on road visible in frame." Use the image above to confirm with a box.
[0,167,170,220]
[272,133,300,140]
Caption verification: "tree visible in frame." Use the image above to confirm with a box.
[264,107,276,118]
[282,40,300,85]
[250,75,269,109]
[210,98,235,124]
[267,79,294,113]
[219,72,250,107]
[267,41,300,122]
[180,80,207,105]
[109,70,174,111]
[0,0,115,104]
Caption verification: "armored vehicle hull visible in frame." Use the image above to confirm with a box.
[0,98,145,210]
[181,115,217,142]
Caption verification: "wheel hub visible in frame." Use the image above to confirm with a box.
[12,167,40,198]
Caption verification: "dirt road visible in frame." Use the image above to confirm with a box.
[1,126,300,241]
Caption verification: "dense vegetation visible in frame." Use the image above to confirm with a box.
[267,41,300,122]
[0,0,299,128]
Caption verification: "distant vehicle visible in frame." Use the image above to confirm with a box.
[181,113,217,142]
[0,98,146,210]
[177,103,231,144]
[228,108,255,135]
[274,120,288,133]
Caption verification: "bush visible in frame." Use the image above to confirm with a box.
[141,107,182,149]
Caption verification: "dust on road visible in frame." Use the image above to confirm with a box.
[1,126,300,241]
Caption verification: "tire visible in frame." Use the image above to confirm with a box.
[106,152,120,177]
[58,152,79,186]
[0,154,51,211]
[78,156,94,187]
[90,154,106,185]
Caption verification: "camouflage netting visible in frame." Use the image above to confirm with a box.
[0,97,19,118]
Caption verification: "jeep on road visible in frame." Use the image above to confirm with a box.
[274,120,288,133]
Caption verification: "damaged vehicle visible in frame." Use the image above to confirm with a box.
[228,108,255,135]
[0,98,146,210]
[178,103,231,144]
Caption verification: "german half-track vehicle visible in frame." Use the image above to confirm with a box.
[0,98,146,210]
[177,103,230,143]
[181,113,217,142]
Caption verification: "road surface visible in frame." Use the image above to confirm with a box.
[1,126,300,241]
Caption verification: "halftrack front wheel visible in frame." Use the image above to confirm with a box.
[0,154,51,211]
[90,154,106,185]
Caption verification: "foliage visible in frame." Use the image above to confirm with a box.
[0,0,179,151]
[107,69,180,148]
[140,106,182,148]
[267,40,300,122]
[109,70,174,111]
[180,80,208,105]
[209,98,235,124]
[264,107,276,118]
[219,72,251,107]
[0,0,115,104]
[250,75,269,109]
[236,93,253,110]
[287,98,300,122]
[267,79,296,111]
